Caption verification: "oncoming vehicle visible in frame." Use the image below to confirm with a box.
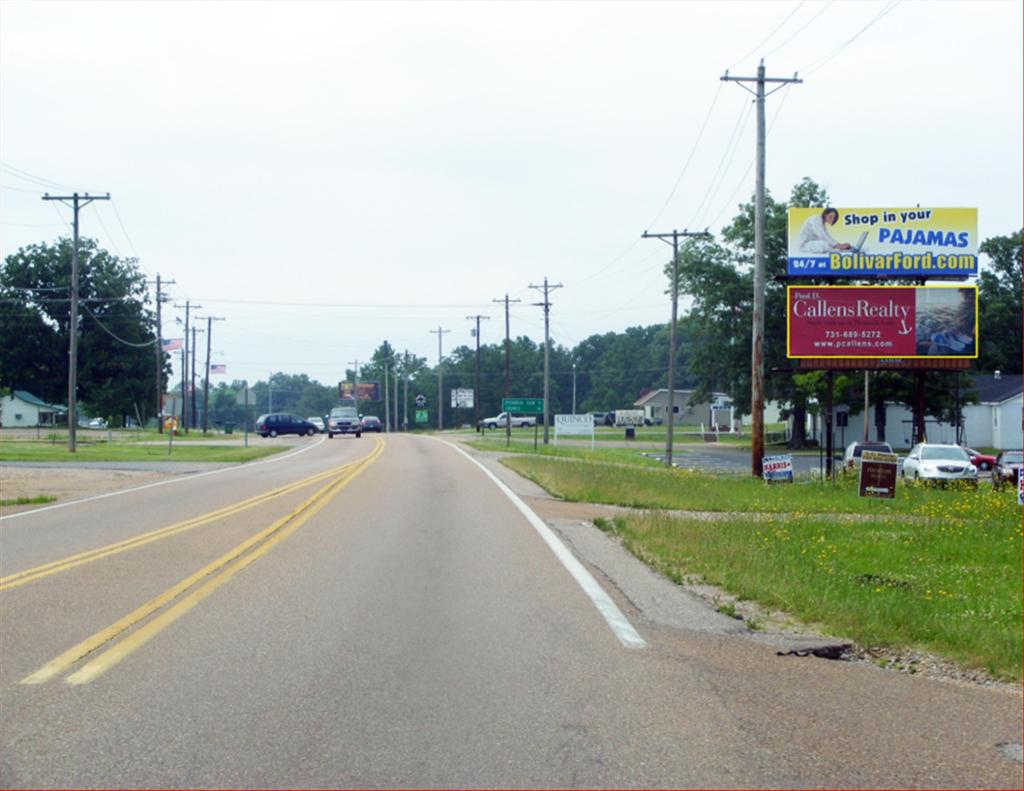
[327,405,361,438]
[901,443,978,486]
[843,441,894,470]
[308,417,325,432]
[360,415,382,432]
[256,413,317,438]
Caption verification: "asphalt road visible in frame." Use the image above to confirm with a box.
[1,434,1020,788]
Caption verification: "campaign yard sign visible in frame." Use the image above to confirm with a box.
[787,285,977,359]
[787,207,977,277]
[763,454,793,484]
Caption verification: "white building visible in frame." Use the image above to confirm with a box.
[0,390,65,428]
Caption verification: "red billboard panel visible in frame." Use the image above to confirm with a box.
[787,286,977,359]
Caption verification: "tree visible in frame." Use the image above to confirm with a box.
[977,230,1022,374]
[0,237,160,424]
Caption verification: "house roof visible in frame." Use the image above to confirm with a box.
[10,390,65,412]
[968,374,1023,404]
[634,388,694,407]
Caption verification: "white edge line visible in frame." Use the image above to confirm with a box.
[0,436,328,523]
[434,437,647,650]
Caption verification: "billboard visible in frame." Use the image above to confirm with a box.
[451,388,474,409]
[338,382,380,401]
[787,208,977,277]
[787,285,978,359]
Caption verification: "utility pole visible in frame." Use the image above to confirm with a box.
[529,278,563,444]
[384,361,391,432]
[493,294,522,398]
[722,60,801,477]
[348,360,360,407]
[151,274,174,433]
[41,192,110,452]
[402,350,410,431]
[191,326,203,429]
[467,314,490,431]
[642,229,709,468]
[572,361,577,415]
[175,301,200,433]
[429,327,450,431]
[198,315,224,433]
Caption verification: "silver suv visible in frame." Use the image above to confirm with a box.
[327,405,361,438]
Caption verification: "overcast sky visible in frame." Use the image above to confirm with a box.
[2,0,1021,388]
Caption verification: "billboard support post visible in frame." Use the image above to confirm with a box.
[825,370,834,482]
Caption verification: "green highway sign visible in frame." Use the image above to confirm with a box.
[502,398,544,414]
[415,409,428,424]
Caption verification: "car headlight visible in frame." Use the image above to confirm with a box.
[920,464,936,473]
[966,466,978,476]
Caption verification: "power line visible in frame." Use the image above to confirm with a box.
[762,1,834,60]
[799,1,900,76]
[727,0,806,70]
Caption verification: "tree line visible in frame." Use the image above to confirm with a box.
[2,177,1020,440]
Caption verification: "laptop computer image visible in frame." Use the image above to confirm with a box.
[851,231,868,252]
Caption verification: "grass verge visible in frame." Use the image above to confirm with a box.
[505,455,1022,681]
[0,495,58,506]
[0,442,287,463]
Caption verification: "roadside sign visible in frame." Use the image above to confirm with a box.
[502,397,544,414]
[763,454,794,484]
[415,409,428,424]
[415,394,427,408]
[614,410,645,427]
[451,388,474,409]
[859,450,899,498]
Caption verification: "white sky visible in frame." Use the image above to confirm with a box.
[2,0,1021,386]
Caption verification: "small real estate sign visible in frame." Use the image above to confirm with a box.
[763,454,794,484]
[787,207,978,277]
[787,285,978,359]
[858,450,899,499]
[554,414,595,449]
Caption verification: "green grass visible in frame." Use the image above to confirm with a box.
[0,441,286,463]
[0,495,58,506]
[507,455,1022,680]
[501,455,992,515]
[3,428,248,444]
[599,511,1021,681]
[465,438,666,467]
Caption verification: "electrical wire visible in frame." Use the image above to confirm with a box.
[761,1,834,60]
[687,95,755,228]
[81,303,157,347]
[727,0,806,70]
[799,1,900,77]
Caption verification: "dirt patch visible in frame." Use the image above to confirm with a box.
[0,467,175,516]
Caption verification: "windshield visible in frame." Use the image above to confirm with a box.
[921,446,968,461]
[1003,451,1023,463]
[330,407,358,418]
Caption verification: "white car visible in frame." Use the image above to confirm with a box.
[307,417,325,432]
[902,443,978,485]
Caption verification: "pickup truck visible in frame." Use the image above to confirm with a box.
[327,405,362,438]
[478,412,536,429]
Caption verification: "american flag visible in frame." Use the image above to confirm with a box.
[162,338,183,352]
[210,364,227,374]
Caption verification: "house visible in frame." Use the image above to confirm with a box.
[0,390,66,428]
[633,389,730,427]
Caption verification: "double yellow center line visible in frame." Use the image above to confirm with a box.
[19,438,384,686]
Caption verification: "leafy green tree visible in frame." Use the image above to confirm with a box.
[0,237,161,424]
[977,230,1022,374]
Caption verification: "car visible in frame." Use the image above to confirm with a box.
[327,405,361,438]
[589,412,606,425]
[992,450,1022,490]
[843,441,894,470]
[307,417,325,432]
[962,447,997,471]
[255,413,318,438]
[901,443,979,485]
[360,415,382,432]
